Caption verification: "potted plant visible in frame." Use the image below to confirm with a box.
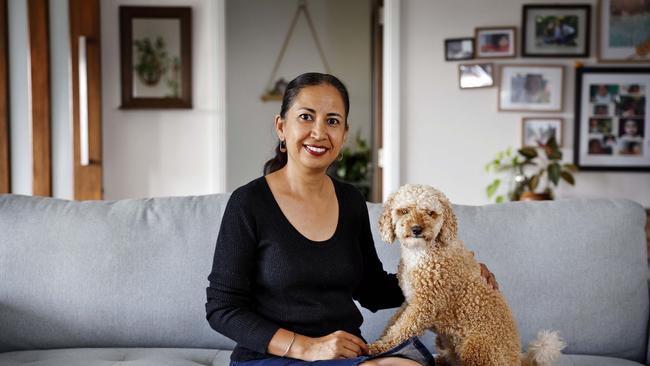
[327,130,371,200]
[485,136,577,203]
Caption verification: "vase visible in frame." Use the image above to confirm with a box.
[519,192,552,201]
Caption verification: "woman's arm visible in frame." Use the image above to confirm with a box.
[205,190,280,354]
[352,196,405,311]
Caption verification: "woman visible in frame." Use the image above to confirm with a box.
[205,73,497,366]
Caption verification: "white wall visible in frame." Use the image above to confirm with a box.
[225,0,372,191]
[50,0,73,200]
[400,0,650,206]
[101,0,226,199]
[8,0,31,195]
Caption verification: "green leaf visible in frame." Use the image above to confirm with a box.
[563,163,578,172]
[518,147,538,159]
[495,195,505,204]
[548,163,561,185]
[560,171,575,185]
[547,148,562,161]
[529,174,540,191]
[486,179,501,198]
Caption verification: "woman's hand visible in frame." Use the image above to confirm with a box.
[290,330,369,361]
[470,251,499,291]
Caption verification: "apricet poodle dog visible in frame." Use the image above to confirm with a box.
[369,184,566,366]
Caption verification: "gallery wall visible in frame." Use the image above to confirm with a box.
[400,0,650,206]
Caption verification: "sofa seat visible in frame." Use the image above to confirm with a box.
[0,349,644,366]
[0,348,232,366]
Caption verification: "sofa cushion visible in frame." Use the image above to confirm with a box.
[0,349,644,366]
[0,194,235,352]
[360,199,649,363]
[0,348,231,366]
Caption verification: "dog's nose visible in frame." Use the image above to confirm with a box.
[411,225,422,236]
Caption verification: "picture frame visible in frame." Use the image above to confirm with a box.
[522,4,591,57]
[597,0,650,62]
[475,26,517,58]
[458,63,494,89]
[445,38,474,61]
[498,64,564,112]
[574,67,650,171]
[119,6,192,109]
[522,117,564,147]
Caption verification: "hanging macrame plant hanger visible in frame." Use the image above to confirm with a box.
[261,0,332,102]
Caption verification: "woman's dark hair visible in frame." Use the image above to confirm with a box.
[263,72,350,175]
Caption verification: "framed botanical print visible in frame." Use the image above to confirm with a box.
[120,6,192,109]
[522,4,591,57]
[522,118,564,147]
[498,65,564,112]
[574,67,650,171]
[598,0,650,62]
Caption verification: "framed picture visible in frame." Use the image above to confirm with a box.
[475,27,517,58]
[522,4,591,57]
[522,118,564,147]
[598,0,650,62]
[120,6,192,109]
[574,67,650,171]
[498,65,564,112]
[458,63,494,89]
[445,38,474,61]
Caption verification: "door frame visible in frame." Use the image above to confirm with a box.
[380,0,400,202]
[0,0,9,194]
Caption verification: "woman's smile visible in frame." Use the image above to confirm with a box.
[304,144,329,156]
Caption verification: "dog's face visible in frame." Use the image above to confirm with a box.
[379,184,458,249]
[390,204,441,249]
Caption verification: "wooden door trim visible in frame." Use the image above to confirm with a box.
[27,0,52,196]
[70,0,102,200]
[0,0,9,193]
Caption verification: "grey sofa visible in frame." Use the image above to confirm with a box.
[0,193,648,366]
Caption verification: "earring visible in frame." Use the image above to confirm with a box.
[279,139,287,153]
[337,152,343,162]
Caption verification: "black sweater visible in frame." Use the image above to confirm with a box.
[205,175,404,361]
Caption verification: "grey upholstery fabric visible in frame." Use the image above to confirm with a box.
[0,194,236,352]
[1,194,648,365]
[0,349,644,366]
[360,199,649,363]
[0,348,230,366]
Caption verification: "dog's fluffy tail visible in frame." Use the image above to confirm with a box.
[520,330,566,366]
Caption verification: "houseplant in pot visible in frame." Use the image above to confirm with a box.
[485,136,577,203]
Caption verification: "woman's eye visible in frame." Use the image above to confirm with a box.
[299,114,313,121]
[327,118,340,126]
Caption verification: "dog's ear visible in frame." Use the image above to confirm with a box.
[438,197,458,245]
[379,192,397,244]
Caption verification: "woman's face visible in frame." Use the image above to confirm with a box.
[276,84,348,173]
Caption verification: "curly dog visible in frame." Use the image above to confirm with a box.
[368,184,565,366]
